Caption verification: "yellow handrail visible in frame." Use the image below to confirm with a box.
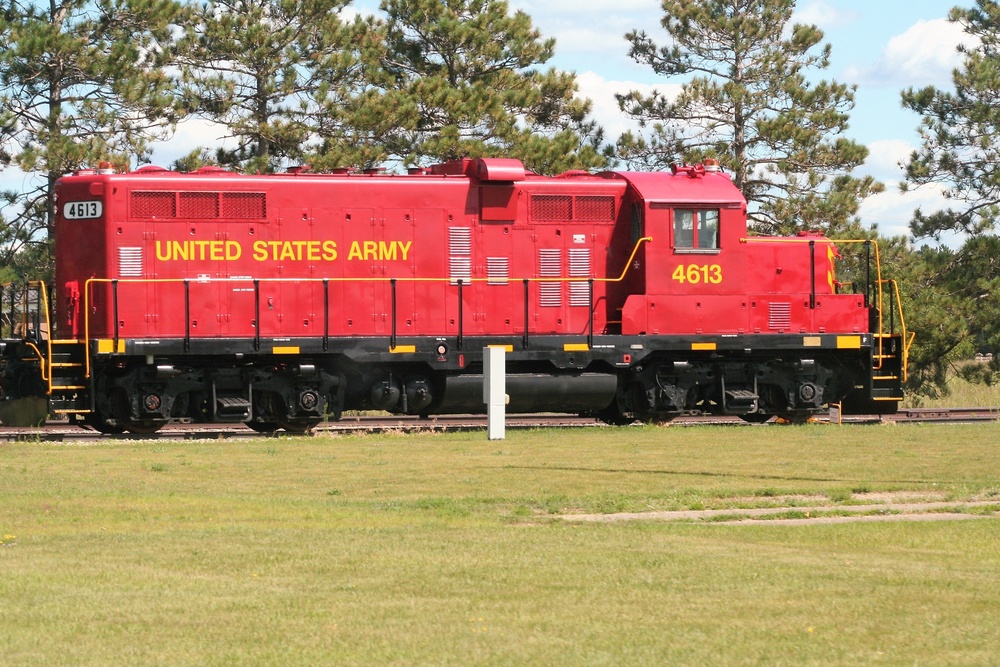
[79,236,655,374]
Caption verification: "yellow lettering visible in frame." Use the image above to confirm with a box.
[156,241,248,262]
[247,239,342,261]
[278,241,296,261]
[345,239,411,261]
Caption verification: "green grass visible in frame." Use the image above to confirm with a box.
[2,423,1000,665]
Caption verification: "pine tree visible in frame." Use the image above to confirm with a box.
[174,0,367,173]
[901,0,1000,239]
[366,0,605,174]
[0,0,186,279]
[612,0,880,235]
[900,0,1000,388]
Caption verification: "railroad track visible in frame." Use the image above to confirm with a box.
[2,407,998,442]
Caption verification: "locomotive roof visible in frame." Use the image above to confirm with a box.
[60,158,747,210]
[609,169,746,208]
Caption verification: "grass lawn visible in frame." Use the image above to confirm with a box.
[2,422,999,665]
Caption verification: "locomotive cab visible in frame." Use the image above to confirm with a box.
[618,163,748,336]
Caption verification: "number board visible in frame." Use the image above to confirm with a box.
[63,201,103,219]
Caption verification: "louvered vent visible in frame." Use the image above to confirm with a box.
[118,247,143,277]
[449,227,472,284]
[487,257,509,284]
[769,302,791,330]
[568,248,591,307]
[538,248,562,307]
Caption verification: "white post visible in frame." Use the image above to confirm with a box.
[484,346,506,440]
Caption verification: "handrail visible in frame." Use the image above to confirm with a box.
[0,280,59,393]
[80,236,655,357]
[881,278,913,382]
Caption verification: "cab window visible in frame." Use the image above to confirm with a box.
[674,209,719,251]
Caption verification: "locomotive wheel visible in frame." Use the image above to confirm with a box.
[84,414,126,434]
[124,420,166,434]
[245,421,280,434]
[629,382,653,423]
[739,412,773,424]
[593,400,636,426]
[776,411,813,425]
[278,419,320,434]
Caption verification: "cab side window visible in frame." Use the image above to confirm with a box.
[674,208,720,251]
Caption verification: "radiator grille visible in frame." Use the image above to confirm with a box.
[132,191,175,219]
[530,194,615,222]
[179,192,219,219]
[131,191,266,220]
[222,192,266,219]
[575,196,615,222]
[531,195,572,221]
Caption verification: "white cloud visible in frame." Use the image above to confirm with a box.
[859,181,966,248]
[147,119,237,167]
[574,71,681,141]
[846,18,971,88]
[863,139,911,182]
[853,138,954,240]
[793,1,858,29]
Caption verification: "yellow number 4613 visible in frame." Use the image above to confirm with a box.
[671,263,723,284]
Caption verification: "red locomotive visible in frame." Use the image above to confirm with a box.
[0,157,910,432]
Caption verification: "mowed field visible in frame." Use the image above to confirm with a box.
[2,422,999,666]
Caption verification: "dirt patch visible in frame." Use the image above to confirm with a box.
[852,490,951,504]
[560,499,1000,526]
